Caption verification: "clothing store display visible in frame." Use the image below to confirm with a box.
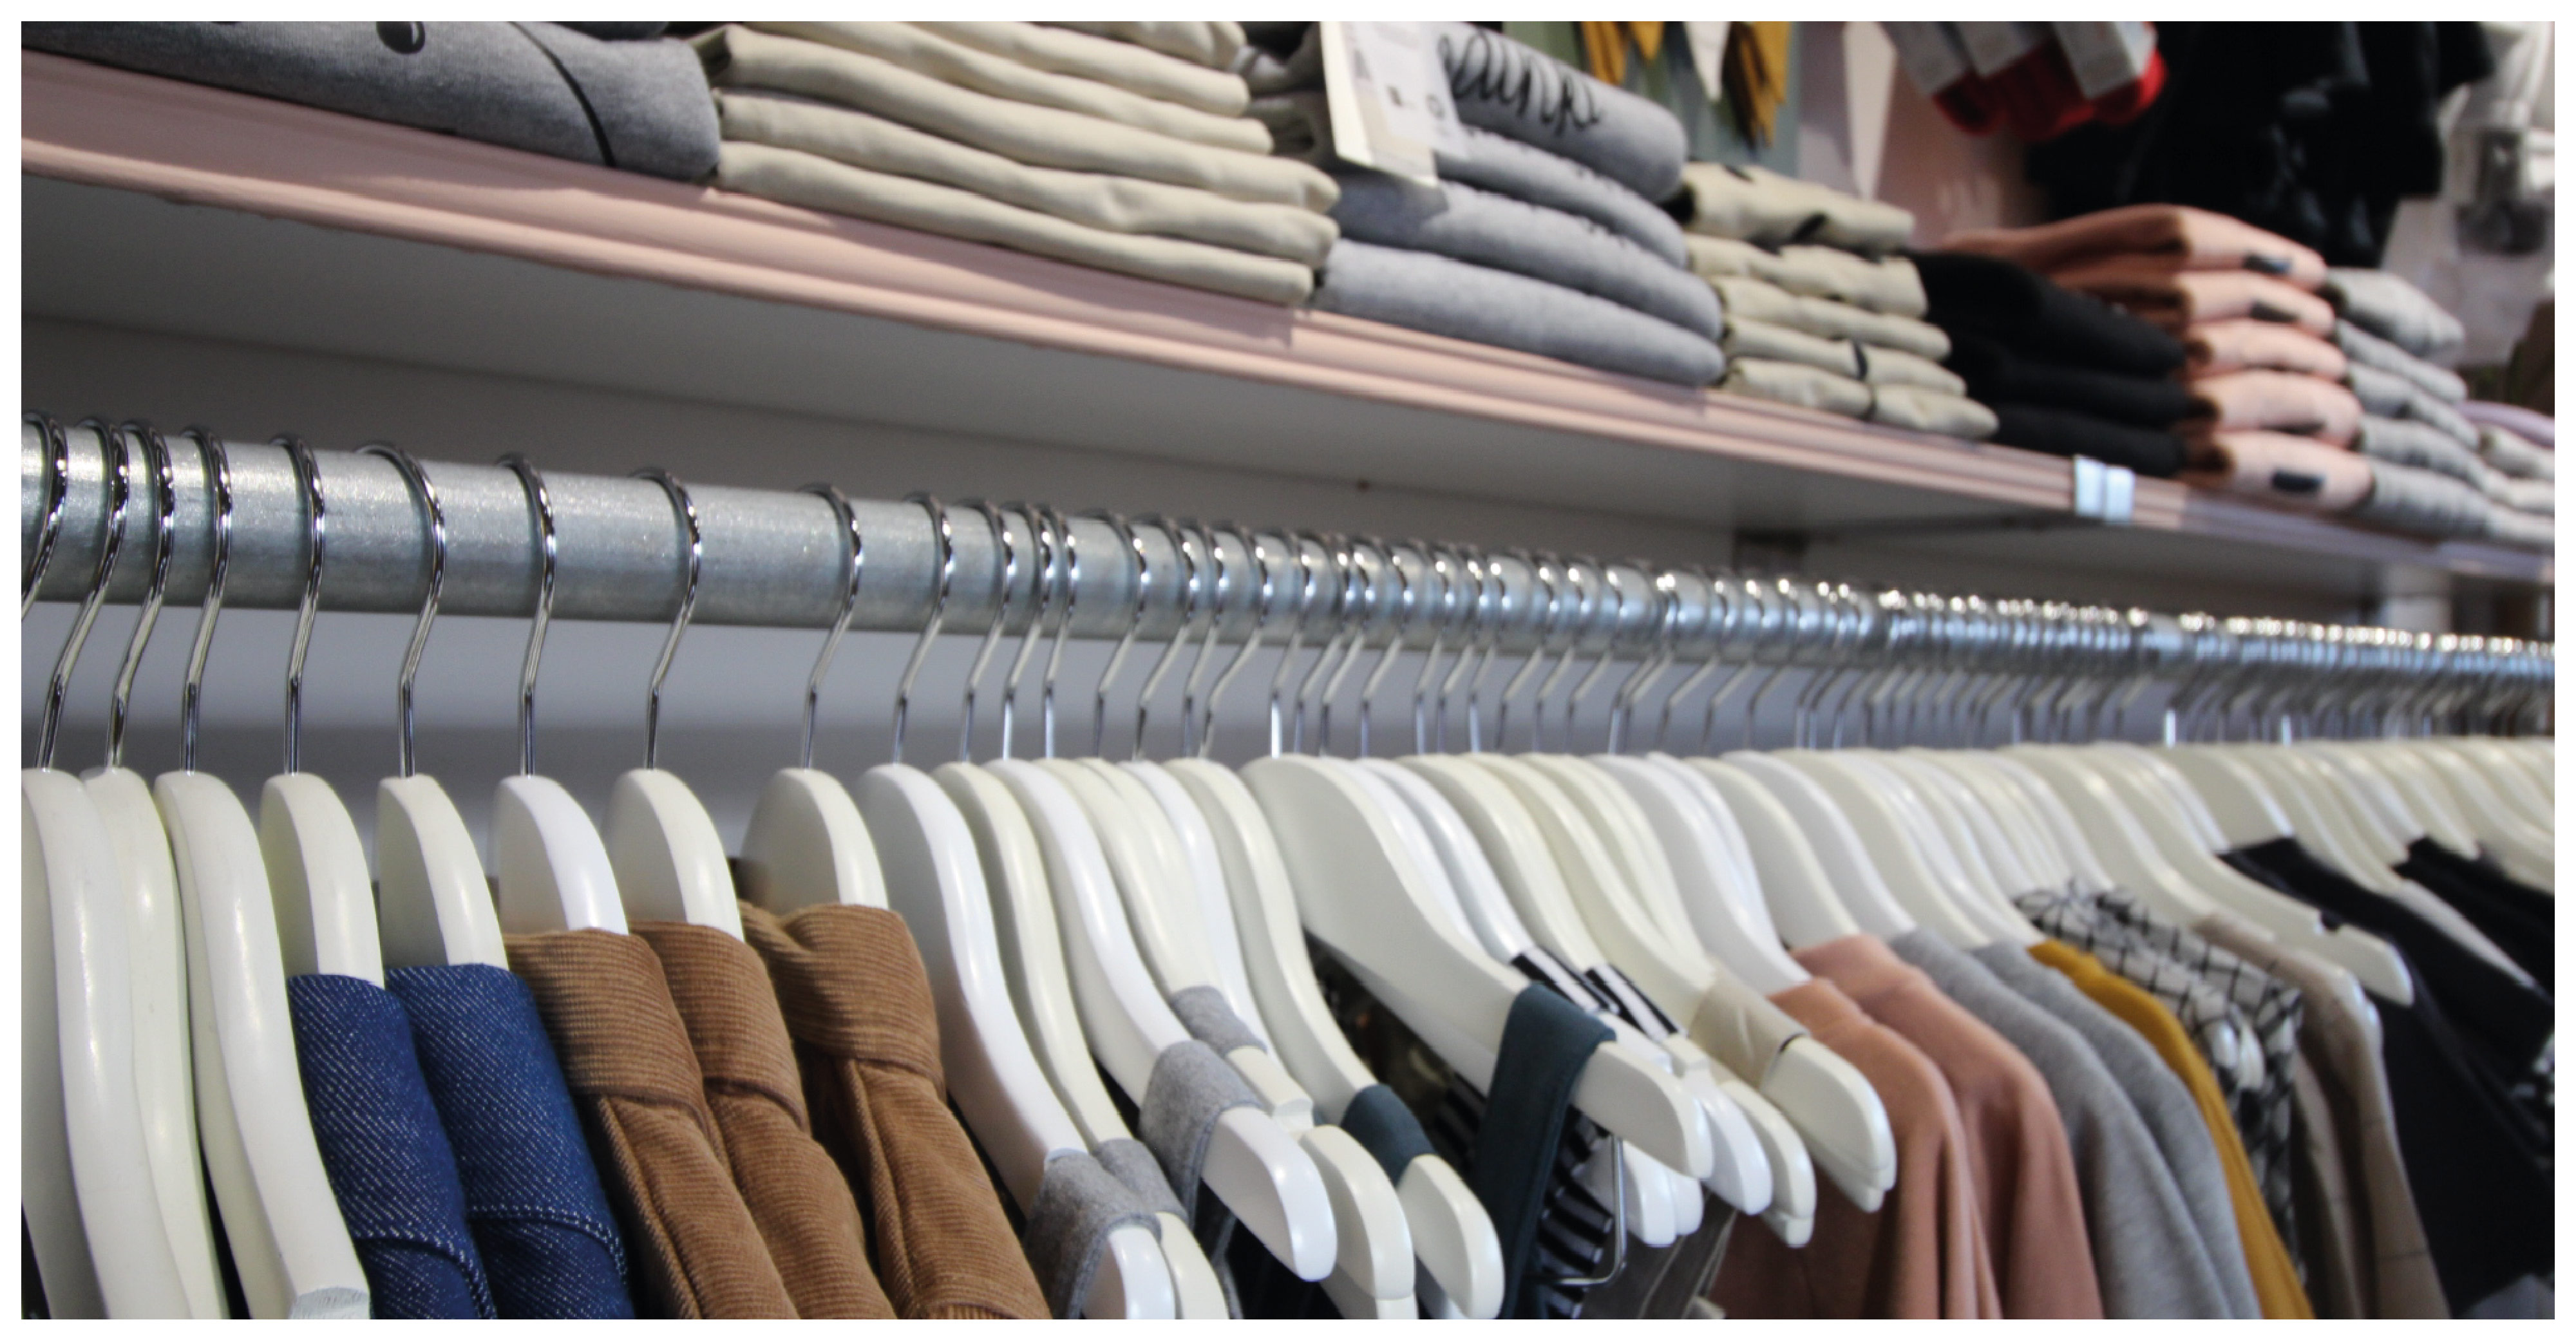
[1338,1084,1437,1183]
[1941,204,2329,290]
[1432,23,1689,202]
[2350,460,2496,538]
[1721,359,1998,439]
[1799,934,2103,1319]
[1699,270,1952,361]
[1725,319,1965,395]
[507,930,798,1319]
[2334,321,2469,404]
[701,26,1336,213]
[2367,987,2553,1310]
[1868,384,2002,439]
[932,22,1247,118]
[287,975,494,1319]
[2025,942,2313,1320]
[2050,263,2338,337]
[2180,430,2375,509]
[2351,415,2494,489]
[24,22,719,182]
[1765,247,1929,317]
[2344,366,2483,450]
[2461,401,2555,448]
[2186,370,2362,444]
[2183,321,2351,381]
[1018,1153,1159,1319]
[1992,405,2188,477]
[1046,21,1243,72]
[1327,172,1724,341]
[1945,332,2191,428]
[1674,162,1917,255]
[1915,252,2187,378]
[1577,1202,1732,1319]
[1470,987,1616,1318]
[1714,977,1994,1318]
[715,142,1319,306]
[2323,268,2467,360]
[385,965,635,1319]
[2394,842,2553,990]
[1972,946,2259,1320]
[1312,241,1728,387]
[2474,424,2555,478]
[2017,894,2260,1109]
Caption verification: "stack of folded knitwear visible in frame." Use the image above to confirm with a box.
[1242,23,1725,387]
[1668,165,1998,439]
[692,22,1340,305]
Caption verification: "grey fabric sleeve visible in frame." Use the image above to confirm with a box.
[1313,241,1727,388]
[24,21,720,181]
[1022,1151,1158,1319]
[1169,985,1268,1056]
[1095,1137,1189,1218]
[1137,1039,1265,1223]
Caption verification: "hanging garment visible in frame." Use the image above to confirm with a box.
[1719,23,1793,146]
[386,965,636,1319]
[1973,946,2259,1319]
[1944,332,2192,428]
[2049,264,2337,337]
[736,903,1048,1319]
[2018,894,2262,1102]
[1577,1201,1732,1318]
[1797,934,2104,1319]
[1712,978,1997,1318]
[630,921,895,1319]
[507,930,799,1319]
[1895,933,2238,1319]
[2183,321,2351,381]
[2393,842,2553,990]
[1940,204,2329,290]
[1012,1152,1162,1319]
[1467,987,1616,1319]
[1674,162,1917,255]
[2190,914,2448,1319]
[286,975,495,1319]
[2023,941,2313,1320]
[22,22,720,181]
[1576,21,1665,90]
[1914,252,2187,378]
[1432,23,1690,202]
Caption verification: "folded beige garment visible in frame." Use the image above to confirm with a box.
[1723,317,1964,394]
[719,91,1335,266]
[1047,21,1245,70]
[715,140,1315,305]
[1704,271,1951,361]
[929,21,1249,117]
[1687,235,1924,315]
[1676,161,1915,254]
[702,26,1336,212]
[1722,357,1996,438]
[748,22,1267,153]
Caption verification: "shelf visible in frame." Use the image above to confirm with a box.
[21,51,2553,599]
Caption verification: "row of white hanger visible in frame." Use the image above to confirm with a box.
[21,424,2550,1319]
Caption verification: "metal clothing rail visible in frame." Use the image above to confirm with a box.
[19,415,2556,731]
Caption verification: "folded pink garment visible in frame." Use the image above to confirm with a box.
[2181,320,2349,381]
[2048,261,2336,337]
[1941,205,2327,290]
[2186,370,2362,446]
[2181,430,2372,511]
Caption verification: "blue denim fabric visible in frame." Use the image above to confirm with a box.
[286,973,495,1319]
[386,963,636,1319]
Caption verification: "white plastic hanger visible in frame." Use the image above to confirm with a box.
[1866,751,2047,944]
[857,495,1173,1319]
[22,421,193,1318]
[1718,751,1922,938]
[147,431,368,1318]
[356,445,506,971]
[741,483,889,913]
[257,437,384,985]
[601,469,743,938]
[78,422,227,1316]
[1683,758,1866,947]
[1767,751,1997,948]
[489,455,625,938]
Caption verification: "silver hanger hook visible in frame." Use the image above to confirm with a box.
[171,429,234,775]
[39,419,134,770]
[1087,509,1153,758]
[104,421,178,771]
[1437,549,1492,753]
[1650,568,1726,751]
[23,410,73,619]
[1356,538,1419,759]
[629,467,702,772]
[1459,550,1512,753]
[954,499,1018,762]
[999,502,1055,760]
[1176,521,1236,759]
[1267,533,1328,757]
[1607,571,1682,754]
[1539,558,1602,751]
[1203,526,1281,759]
[1412,545,1473,755]
[795,482,864,770]
[891,493,955,765]
[1495,551,1559,752]
[497,454,556,776]
[274,434,327,776]
[1291,533,1358,753]
[359,444,445,779]
[1039,506,1081,759]
[1317,536,1388,755]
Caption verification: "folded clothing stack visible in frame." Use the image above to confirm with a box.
[25,21,720,180]
[695,23,1338,305]
[1243,23,1722,386]
[1911,250,2186,473]
[1670,166,1995,438]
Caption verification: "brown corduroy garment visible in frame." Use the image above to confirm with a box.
[504,929,798,1319]
[634,921,896,1320]
[739,901,1050,1320]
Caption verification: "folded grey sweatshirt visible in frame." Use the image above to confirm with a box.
[1312,240,1726,387]
[25,21,719,180]
[2333,320,2467,404]
[1327,171,1722,341]
[1249,91,1688,267]
[1430,22,1689,202]
[2344,364,2480,449]
[2353,415,2500,493]
[2324,269,2465,361]
[2351,459,2495,538]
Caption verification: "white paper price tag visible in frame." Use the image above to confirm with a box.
[1321,21,1464,185]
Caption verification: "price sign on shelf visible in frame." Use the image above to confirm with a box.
[1321,21,1465,185]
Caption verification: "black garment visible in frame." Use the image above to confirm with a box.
[1466,988,1616,1318]
[2371,986,2554,1309]
[2394,840,2553,991]
[1946,332,2193,428]
[2025,23,2494,267]
[1913,251,2188,377]
[2230,839,2553,1082]
[1990,403,2188,476]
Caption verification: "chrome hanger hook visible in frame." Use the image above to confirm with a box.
[890,493,955,765]
[1179,521,1240,758]
[1355,537,1420,759]
[1203,526,1282,759]
[23,410,74,619]
[104,421,178,771]
[274,434,328,776]
[359,443,446,779]
[1267,532,1328,757]
[1132,516,1208,759]
[954,499,1018,762]
[497,454,556,777]
[1089,509,1155,758]
[39,418,133,770]
[1316,536,1388,755]
[1039,506,1081,759]
[796,482,864,770]
[630,467,703,772]
[998,502,1054,760]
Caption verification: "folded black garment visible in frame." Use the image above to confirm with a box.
[1913,251,2187,378]
[26,21,719,181]
[1986,402,2186,476]
[1944,332,2192,429]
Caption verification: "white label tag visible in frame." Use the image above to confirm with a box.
[1320,21,1464,185]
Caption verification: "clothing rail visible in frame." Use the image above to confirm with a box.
[19,415,2553,733]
